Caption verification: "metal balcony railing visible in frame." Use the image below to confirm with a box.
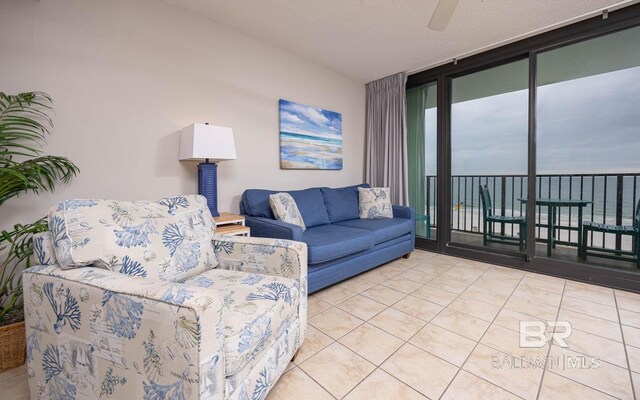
[424,173,640,252]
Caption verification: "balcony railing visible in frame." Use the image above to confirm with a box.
[424,173,640,252]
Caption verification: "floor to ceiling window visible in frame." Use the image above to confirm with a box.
[536,25,640,271]
[407,81,437,240]
[406,6,640,290]
[450,59,529,255]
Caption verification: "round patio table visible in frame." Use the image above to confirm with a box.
[518,198,592,257]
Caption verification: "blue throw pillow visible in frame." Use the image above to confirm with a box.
[321,184,370,223]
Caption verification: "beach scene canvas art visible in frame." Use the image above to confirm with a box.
[279,99,343,170]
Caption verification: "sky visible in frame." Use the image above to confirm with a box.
[424,65,640,176]
[279,99,342,141]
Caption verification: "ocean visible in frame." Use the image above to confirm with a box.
[422,174,640,250]
[280,131,343,170]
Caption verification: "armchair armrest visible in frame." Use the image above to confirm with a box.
[212,235,307,281]
[244,216,304,241]
[212,235,308,342]
[23,265,225,399]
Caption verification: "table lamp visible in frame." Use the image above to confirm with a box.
[179,123,236,217]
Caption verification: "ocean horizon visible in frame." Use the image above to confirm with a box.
[280,131,343,170]
[437,175,640,220]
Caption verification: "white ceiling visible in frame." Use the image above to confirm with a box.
[165,0,632,83]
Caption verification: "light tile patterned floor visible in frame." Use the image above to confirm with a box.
[2,250,639,399]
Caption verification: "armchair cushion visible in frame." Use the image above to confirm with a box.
[182,268,300,378]
[48,195,217,282]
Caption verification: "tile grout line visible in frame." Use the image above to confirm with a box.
[285,366,339,400]
[339,260,462,399]
[310,262,434,341]
[352,261,512,397]
[329,263,457,340]
[534,284,632,399]
[534,279,567,400]
[306,255,627,400]
[330,259,459,399]
[436,263,531,400]
[302,263,415,399]
[325,260,451,399]
[293,253,638,400]
[304,256,454,399]
[615,290,637,400]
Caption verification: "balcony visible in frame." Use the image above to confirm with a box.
[422,173,640,271]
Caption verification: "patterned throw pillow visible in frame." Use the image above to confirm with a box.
[48,195,217,282]
[269,193,306,231]
[358,187,394,219]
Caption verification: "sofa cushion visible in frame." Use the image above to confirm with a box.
[301,224,375,264]
[182,269,300,377]
[335,218,413,245]
[321,184,370,223]
[48,195,217,282]
[243,188,330,228]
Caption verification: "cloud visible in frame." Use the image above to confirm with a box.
[444,65,640,176]
[280,99,342,140]
[288,103,329,126]
[282,112,304,124]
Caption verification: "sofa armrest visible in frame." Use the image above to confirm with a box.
[393,205,415,220]
[23,265,225,399]
[244,216,304,241]
[393,205,416,250]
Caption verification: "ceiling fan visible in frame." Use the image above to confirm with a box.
[428,0,461,31]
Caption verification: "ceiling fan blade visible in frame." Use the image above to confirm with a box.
[428,0,460,31]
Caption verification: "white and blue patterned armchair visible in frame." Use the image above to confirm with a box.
[23,195,307,400]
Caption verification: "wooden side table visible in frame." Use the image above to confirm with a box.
[214,212,250,237]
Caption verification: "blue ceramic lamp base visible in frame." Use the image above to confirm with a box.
[198,161,219,217]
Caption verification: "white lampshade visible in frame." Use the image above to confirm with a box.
[178,123,237,162]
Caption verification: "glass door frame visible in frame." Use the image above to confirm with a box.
[408,4,640,292]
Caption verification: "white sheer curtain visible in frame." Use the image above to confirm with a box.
[365,72,409,205]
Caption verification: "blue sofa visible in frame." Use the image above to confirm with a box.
[240,184,416,293]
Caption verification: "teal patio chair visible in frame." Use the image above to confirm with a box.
[479,184,526,251]
[580,198,640,267]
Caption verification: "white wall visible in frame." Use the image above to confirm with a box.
[0,0,365,228]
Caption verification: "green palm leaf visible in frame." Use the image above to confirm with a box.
[0,91,79,324]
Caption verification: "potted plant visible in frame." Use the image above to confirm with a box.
[0,92,79,372]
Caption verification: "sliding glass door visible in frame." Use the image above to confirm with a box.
[536,25,640,271]
[449,59,529,255]
[407,81,438,240]
[406,6,640,289]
